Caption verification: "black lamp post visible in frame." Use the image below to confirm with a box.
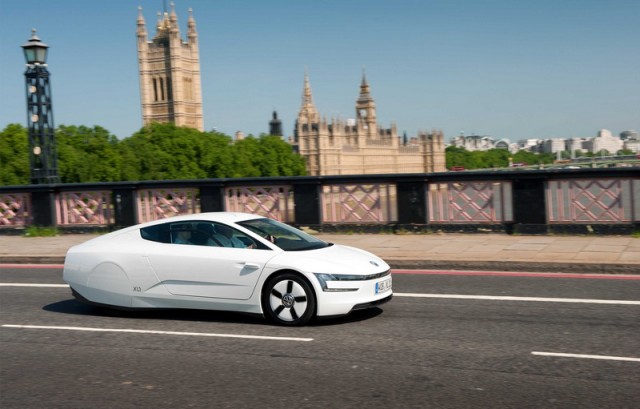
[22,29,59,184]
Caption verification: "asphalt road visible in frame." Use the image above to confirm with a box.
[1,267,639,409]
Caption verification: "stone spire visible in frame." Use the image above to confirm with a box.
[356,70,377,135]
[357,70,374,104]
[137,6,147,36]
[299,70,319,123]
[187,7,197,41]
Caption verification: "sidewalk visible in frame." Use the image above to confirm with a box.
[0,233,638,274]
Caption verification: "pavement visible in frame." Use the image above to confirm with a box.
[1,232,639,274]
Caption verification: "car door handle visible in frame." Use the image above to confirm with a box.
[243,263,261,270]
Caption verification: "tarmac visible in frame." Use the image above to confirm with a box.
[1,232,639,274]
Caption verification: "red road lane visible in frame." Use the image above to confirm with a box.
[392,269,640,280]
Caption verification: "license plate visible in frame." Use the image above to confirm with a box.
[375,277,392,294]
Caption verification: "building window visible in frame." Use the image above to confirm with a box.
[153,78,158,102]
[159,77,165,101]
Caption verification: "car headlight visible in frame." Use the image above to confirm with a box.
[313,273,363,292]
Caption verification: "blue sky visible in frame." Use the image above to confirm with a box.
[1,0,638,143]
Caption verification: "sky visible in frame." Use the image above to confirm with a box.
[1,0,638,143]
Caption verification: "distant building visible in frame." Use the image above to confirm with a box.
[451,133,517,152]
[584,129,623,154]
[620,130,639,141]
[621,130,640,152]
[294,72,445,176]
[541,139,566,154]
[136,4,203,131]
[269,111,283,137]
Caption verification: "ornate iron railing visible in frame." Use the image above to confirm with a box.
[137,188,198,223]
[322,183,396,223]
[548,178,637,223]
[429,181,512,223]
[0,168,637,234]
[0,193,30,226]
[225,185,293,222]
[57,191,113,225]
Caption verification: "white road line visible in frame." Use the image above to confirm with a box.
[0,283,68,288]
[2,285,639,305]
[532,351,640,362]
[395,293,640,305]
[1,324,313,342]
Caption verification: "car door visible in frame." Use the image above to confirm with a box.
[145,222,278,300]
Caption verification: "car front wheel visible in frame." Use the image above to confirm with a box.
[262,273,316,326]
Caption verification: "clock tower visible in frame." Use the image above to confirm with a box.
[136,3,203,131]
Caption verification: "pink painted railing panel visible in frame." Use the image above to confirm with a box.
[0,193,31,226]
[137,188,199,223]
[56,191,113,225]
[429,181,513,223]
[547,178,638,223]
[322,184,397,223]
[225,186,293,222]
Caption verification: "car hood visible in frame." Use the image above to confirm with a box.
[268,243,389,275]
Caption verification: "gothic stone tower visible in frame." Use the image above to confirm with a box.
[295,71,446,176]
[136,3,203,131]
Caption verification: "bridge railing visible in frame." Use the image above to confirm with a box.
[1,167,638,234]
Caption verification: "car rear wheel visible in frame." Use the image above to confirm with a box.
[262,273,316,326]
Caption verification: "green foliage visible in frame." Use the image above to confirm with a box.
[445,146,555,170]
[24,226,58,237]
[0,122,307,185]
[0,124,30,185]
[57,125,121,183]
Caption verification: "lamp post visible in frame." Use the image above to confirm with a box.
[22,29,59,184]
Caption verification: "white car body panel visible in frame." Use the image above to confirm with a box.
[63,212,392,323]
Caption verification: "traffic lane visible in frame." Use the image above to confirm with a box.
[3,331,638,409]
[2,284,639,407]
[2,282,638,377]
[393,271,640,301]
[2,314,638,408]
[3,266,640,300]
[2,269,639,360]
[0,265,63,284]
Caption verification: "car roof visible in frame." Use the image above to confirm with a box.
[146,212,263,226]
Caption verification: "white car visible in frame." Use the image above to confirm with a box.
[63,212,392,325]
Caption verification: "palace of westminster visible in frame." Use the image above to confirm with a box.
[136,5,446,176]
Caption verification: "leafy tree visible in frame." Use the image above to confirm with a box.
[56,125,121,183]
[0,121,307,185]
[257,135,306,176]
[445,146,555,170]
[231,136,263,178]
[0,124,29,185]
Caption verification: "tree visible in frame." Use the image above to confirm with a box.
[56,125,121,183]
[0,124,29,185]
[1,122,308,185]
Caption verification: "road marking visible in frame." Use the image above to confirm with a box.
[1,324,314,342]
[532,351,640,362]
[395,293,640,305]
[2,284,638,305]
[392,270,640,280]
[0,283,68,288]
[0,264,64,269]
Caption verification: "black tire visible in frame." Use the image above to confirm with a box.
[262,273,316,326]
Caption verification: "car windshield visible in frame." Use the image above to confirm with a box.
[237,218,329,251]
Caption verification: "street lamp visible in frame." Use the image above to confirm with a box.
[22,29,59,184]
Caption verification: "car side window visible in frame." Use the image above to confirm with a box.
[140,223,171,243]
[141,220,267,249]
[210,222,259,249]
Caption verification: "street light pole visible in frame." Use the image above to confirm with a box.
[22,29,59,184]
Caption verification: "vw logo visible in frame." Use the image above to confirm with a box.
[282,293,295,307]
